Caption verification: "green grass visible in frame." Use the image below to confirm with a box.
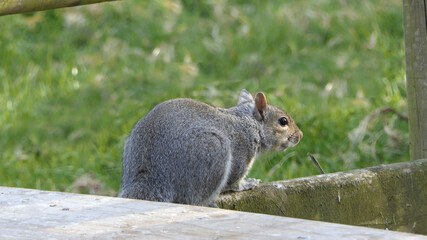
[0,0,408,195]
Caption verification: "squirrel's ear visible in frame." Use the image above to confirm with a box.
[254,92,268,121]
[238,89,253,104]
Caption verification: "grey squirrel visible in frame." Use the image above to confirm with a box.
[119,89,302,207]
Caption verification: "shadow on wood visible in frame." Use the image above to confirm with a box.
[216,159,427,235]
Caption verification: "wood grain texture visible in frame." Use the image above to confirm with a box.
[403,0,427,160]
[0,0,119,16]
[1,186,426,240]
[218,159,427,235]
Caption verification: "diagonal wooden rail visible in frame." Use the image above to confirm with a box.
[0,0,119,16]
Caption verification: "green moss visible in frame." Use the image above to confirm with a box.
[217,159,427,235]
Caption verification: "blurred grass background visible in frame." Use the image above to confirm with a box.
[0,0,408,195]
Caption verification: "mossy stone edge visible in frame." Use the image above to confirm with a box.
[217,159,427,234]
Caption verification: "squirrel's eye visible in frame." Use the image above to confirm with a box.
[278,117,289,126]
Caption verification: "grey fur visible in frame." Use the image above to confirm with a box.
[119,90,302,206]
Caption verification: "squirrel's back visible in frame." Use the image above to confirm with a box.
[128,99,243,148]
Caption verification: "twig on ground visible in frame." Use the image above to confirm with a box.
[307,153,325,174]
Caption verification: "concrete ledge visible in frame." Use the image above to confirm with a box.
[0,187,426,239]
[217,159,427,235]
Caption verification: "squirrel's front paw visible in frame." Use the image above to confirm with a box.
[239,178,261,191]
[221,178,262,193]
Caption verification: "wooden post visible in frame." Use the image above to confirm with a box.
[0,0,119,16]
[403,0,427,160]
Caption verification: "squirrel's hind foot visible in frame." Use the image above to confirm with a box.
[205,202,219,208]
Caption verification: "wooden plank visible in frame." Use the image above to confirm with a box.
[218,159,427,235]
[0,187,426,239]
[403,0,427,160]
[0,0,119,16]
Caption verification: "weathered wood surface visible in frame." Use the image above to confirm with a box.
[1,187,426,240]
[403,0,427,160]
[217,159,427,235]
[0,0,119,16]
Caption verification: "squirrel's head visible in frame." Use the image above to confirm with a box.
[239,89,303,152]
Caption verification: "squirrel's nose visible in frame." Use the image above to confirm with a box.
[297,130,303,142]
